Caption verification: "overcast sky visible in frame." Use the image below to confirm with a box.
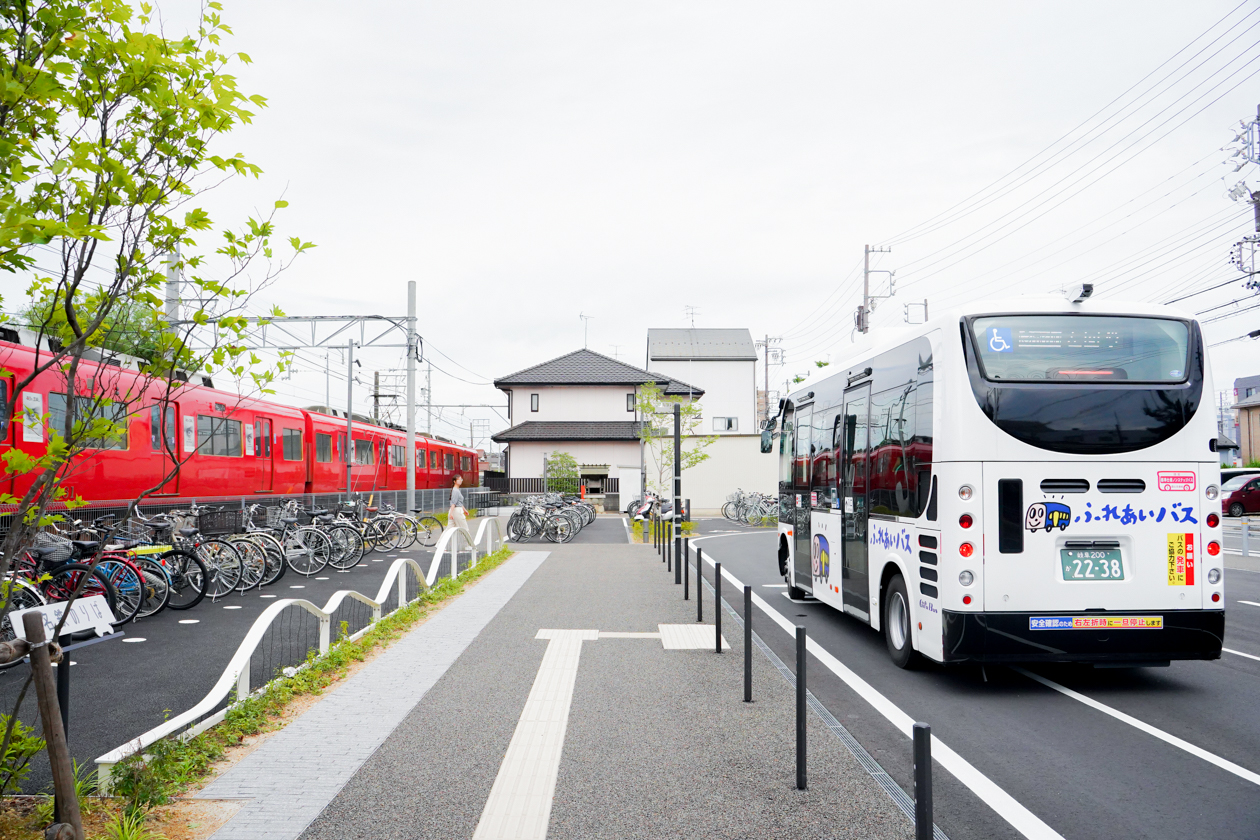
[14,1,1260,446]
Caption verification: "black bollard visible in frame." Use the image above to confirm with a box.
[683,537,689,600]
[796,625,807,790]
[666,521,672,572]
[715,561,722,654]
[696,547,703,622]
[913,723,933,840]
[674,528,681,585]
[744,585,752,702]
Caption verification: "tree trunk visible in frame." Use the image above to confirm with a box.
[22,614,81,840]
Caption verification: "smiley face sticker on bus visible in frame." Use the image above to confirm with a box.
[811,533,830,579]
[1026,502,1071,532]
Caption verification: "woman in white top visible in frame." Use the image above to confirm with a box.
[449,475,473,541]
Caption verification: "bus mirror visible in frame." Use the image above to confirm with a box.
[760,429,773,453]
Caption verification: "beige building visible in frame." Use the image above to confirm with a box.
[1234,392,1260,464]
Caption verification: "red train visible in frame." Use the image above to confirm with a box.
[0,339,478,503]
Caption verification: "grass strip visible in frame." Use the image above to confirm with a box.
[111,546,515,811]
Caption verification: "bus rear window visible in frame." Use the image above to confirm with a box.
[971,315,1189,383]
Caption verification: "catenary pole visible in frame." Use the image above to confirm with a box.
[406,281,417,512]
[673,403,681,585]
[346,340,355,497]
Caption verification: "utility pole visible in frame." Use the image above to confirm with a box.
[406,281,417,512]
[857,244,893,334]
[325,349,331,413]
[345,340,355,496]
[426,360,432,435]
[373,370,380,423]
[755,335,782,427]
[163,241,181,324]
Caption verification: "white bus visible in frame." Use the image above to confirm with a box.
[764,295,1225,667]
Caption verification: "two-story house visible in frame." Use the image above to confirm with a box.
[491,349,702,505]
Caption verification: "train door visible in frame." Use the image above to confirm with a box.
[0,380,13,497]
[792,403,814,591]
[839,385,871,615]
[376,440,388,489]
[152,403,180,495]
[255,417,273,492]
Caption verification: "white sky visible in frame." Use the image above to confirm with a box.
[11,1,1260,445]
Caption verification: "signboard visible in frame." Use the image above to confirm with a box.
[1156,471,1196,492]
[21,392,42,442]
[10,595,117,641]
[183,415,196,453]
[1166,533,1195,586]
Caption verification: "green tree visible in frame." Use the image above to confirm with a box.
[544,450,579,495]
[636,381,715,495]
[0,2,310,826]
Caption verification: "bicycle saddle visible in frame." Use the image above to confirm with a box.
[281,517,299,525]
[365,506,379,513]
[140,521,168,530]
[179,527,199,538]
[70,540,100,555]
[314,514,334,523]
[31,545,61,560]
[310,508,329,516]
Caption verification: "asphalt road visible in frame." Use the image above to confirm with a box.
[686,518,1260,840]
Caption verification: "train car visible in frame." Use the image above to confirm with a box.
[0,338,481,504]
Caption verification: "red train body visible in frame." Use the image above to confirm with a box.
[0,341,478,503]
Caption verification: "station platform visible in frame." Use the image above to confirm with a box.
[196,537,917,839]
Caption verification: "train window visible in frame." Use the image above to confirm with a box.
[338,433,346,462]
[50,393,128,450]
[282,428,302,461]
[315,433,333,463]
[445,452,454,470]
[354,438,374,465]
[0,380,9,440]
[196,415,242,457]
[430,450,439,469]
[391,444,404,466]
[417,448,426,468]
[150,405,176,453]
[461,455,471,471]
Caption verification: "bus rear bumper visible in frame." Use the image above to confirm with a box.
[940,609,1224,664]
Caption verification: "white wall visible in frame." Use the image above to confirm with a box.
[506,385,637,424]
[508,440,642,478]
[649,359,755,436]
[643,433,775,513]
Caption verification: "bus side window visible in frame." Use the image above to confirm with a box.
[778,406,795,485]
[812,404,839,508]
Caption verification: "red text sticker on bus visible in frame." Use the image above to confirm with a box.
[1167,533,1195,586]
[810,491,818,507]
[1157,471,1196,492]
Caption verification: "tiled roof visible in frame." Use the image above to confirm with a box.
[647,328,758,361]
[494,348,703,396]
[491,421,645,443]
[1234,393,1260,410]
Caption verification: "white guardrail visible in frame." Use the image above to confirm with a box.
[1222,518,1253,556]
[96,518,505,791]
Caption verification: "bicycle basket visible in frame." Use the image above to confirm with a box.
[197,509,245,536]
[33,532,74,564]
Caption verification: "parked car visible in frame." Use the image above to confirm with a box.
[1221,467,1260,484]
[1222,474,1260,517]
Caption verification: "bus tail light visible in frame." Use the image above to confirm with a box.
[1212,592,1221,603]
[1208,568,1221,584]
[959,542,974,557]
[962,595,972,605]
[1207,541,1220,556]
[959,514,973,529]
[1207,513,1219,528]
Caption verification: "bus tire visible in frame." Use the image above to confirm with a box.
[883,574,917,669]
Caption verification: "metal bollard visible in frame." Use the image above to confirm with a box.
[683,537,689,600]
[796,625,807,790]
[696,547,704,622]
[1244,521,1250,558]
[913,722,933,840]
[715,561,723,653]
[667,521,672,572]
[675,529,682,585]
[744,585,752,702]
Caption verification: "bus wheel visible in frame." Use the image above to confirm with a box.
[884,574,916,669]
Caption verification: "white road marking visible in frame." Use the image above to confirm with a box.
[1223,647,1260,663]
[622,516,633,544]
[659,624,729,650]
[178,620,199,625]
[259,594,276,599]
[122,638,145,643]
[290,585,305,589]
[781,592,813,603]
[315,577,330,581]
[690,537,1064,840]
[472,629,598,840]
[1237,600,1260,608]
[223,605,242,610]
[1013,668,1260,787]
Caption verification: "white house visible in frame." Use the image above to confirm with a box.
[646,328,776,513]
[491,349,702,505]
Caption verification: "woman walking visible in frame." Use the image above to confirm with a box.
[449,474,474,543]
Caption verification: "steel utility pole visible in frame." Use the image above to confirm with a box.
[163,241,181,324]
[755,335,781,426]
[858,244,893,334]
[426,360,433,435]
[373,371,380,422]
[345,340,355,496]
[406,281,417,512]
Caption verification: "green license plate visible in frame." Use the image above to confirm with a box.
[1060,549,1124,581]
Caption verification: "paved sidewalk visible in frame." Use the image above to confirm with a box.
[287,541,914,840]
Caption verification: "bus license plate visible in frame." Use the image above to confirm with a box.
[1060,548,1124,581]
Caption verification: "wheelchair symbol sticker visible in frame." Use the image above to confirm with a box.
[988,327,1014,353]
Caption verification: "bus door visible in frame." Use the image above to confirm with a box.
[840,385,871,615]
[793,404,814,590]
[255,417,273,492]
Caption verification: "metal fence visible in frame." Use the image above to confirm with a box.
[488,477,619,494]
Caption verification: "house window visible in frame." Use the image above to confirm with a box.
[713,417,738,432]
[530,393,539,412]
[627,393,635,412]
[282,428,303,461]
[316,433,333,463]
[354,438,374,465]
[196,416,242,457]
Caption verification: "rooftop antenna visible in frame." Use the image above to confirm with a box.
[684,305,699,327]
[609,344,623,359]
[579,312,593,348]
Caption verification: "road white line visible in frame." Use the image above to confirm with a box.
[689,538,1063,840]
[1224,647,1260,663]
[1012,668,1260,787]
[1237,600,1260,608]
[472,629,597,840]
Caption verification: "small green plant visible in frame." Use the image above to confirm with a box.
[103,807,166,840]
[0,713,45,795]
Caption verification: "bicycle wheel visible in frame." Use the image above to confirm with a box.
[722,501,738,521]
[259,543,287,586]
[326,525,365,571]
[133,556,172,619]
[370,518,404,552]
[0,579,46,644]
[42,563,117,615]
[198,539,243,599]
[228,536,267,592]
[394,516,419,550]
[543,516,572,543]
[161,549,208,610]
[285,527,331,575]
[95,558,144,623]
[417,516,443,547]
